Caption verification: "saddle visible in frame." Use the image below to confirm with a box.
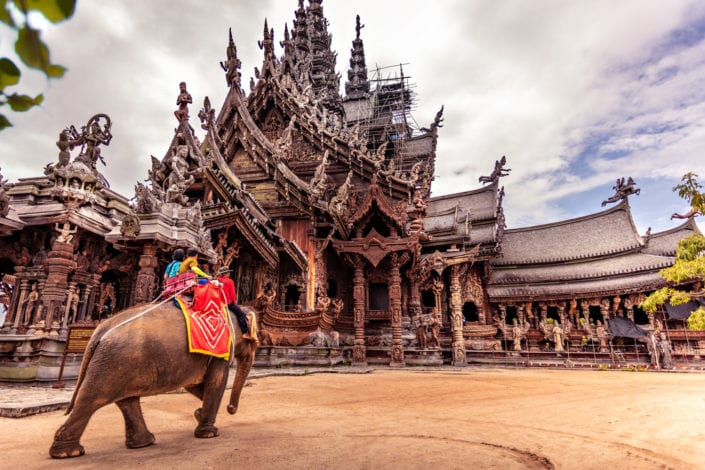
[162,271,197,299]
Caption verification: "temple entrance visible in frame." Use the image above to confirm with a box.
[369,282,389,311]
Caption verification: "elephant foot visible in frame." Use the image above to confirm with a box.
[194,424,219,438]
[49,441,85,459]
[126,431,155,449]
[227,404,237,415]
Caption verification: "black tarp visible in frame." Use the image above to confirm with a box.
[607,317,647,338]
[665,300,704,320]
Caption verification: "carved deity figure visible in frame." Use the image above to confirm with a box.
[329,171,353,215]
[658,333,674,369]
[512,321,524,351]
[478,155,511,184]
[23,282,39,325]
[55,222,77,244]
[595,320,608,352]
[552,322,565,352]
[174,81,192,122]
[601,176,640,206]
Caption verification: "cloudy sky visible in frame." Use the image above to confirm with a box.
[1,0,704,234]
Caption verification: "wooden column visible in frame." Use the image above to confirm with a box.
[389,253,405,367]
[134,244,158,304]
[352,257,367,366]
[450,265,466,366]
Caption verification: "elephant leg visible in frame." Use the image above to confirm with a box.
[185,384,204,424]
[227,351,255,415]
[49,396,109,459]
[115,397,156,449]
[194,360,229,439]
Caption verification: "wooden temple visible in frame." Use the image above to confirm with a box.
[0,0,702,381]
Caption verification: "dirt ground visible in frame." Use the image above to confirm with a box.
[2,368,704,469]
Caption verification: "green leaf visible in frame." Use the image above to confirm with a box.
[16,0,76,23]
[6,92,43,111]
[14,25,65,79]
[46,63,65,78]
[0,4,14,27]
[0,58,21,91]
[0,113,12,130]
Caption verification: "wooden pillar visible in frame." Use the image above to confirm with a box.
[389,253,405,367]
[450,265,466,366]
[40,240,75,334]
[352,257,367,366]
[134,244,158,304]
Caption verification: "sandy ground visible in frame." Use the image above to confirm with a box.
[1,368,704,469]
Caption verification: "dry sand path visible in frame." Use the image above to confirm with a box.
[2,368,704,469]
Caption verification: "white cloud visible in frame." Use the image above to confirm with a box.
[1,0,703,234]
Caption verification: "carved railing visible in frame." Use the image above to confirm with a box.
[261,305,320,330]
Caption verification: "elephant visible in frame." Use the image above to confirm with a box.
[49,287,257,459]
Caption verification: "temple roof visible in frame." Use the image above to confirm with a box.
[422,182,500,249]
[642,218,701,256]
[494,200,643,266]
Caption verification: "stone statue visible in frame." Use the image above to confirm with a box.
[415,316,427,349]
[174,81,192,122]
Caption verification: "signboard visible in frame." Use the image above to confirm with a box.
[65,326,97,353]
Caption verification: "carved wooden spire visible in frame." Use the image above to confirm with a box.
[345,14,370,99]
[220,28,242,89]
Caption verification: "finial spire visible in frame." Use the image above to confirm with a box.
[345,14,369,98]
[220,28,242,88]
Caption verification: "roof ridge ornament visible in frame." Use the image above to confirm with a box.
[479,155,511,185]
[220,28,242,89]
[601,176,640,207]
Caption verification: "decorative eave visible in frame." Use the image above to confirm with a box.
[203,208,278,268]
[345,174,406,230]
[332,227,418,268]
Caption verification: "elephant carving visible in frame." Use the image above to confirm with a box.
[49,295,257,459]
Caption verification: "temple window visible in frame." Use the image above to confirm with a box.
[327,279,338,298]
[506,305,518,325]
[285,285,301,309]
[369,283,389,310]
[588,306,602,325]
[463,302,479,322]
[547,306,560,322]
[633,306,649,325]
[421,290,435,308]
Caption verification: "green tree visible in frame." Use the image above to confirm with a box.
[0,0,76,130]
[641,173,705,329]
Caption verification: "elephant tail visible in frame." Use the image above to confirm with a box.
[65,337,100,415]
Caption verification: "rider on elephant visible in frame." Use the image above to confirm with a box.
[179,248,252,340]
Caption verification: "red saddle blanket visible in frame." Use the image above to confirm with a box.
[176,283,232,360]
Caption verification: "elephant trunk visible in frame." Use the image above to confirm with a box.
[227,351,254,415]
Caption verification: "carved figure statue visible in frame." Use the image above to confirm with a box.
[512,321,524,351]
[329,171,353,215]
[415,316,427,349]
[601,176,640,206]
[55,222,77,244]
[595,320,608,352]
[174,81,192,122]
[552,322,564,352]
[657,332,673,369]
[309,150,329,200]
[23,282,39,325]
[220,29,242,87]
[0,167,8,217]
[428,313,441,349]
[478,156,511,184]
[49,292,258,459]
